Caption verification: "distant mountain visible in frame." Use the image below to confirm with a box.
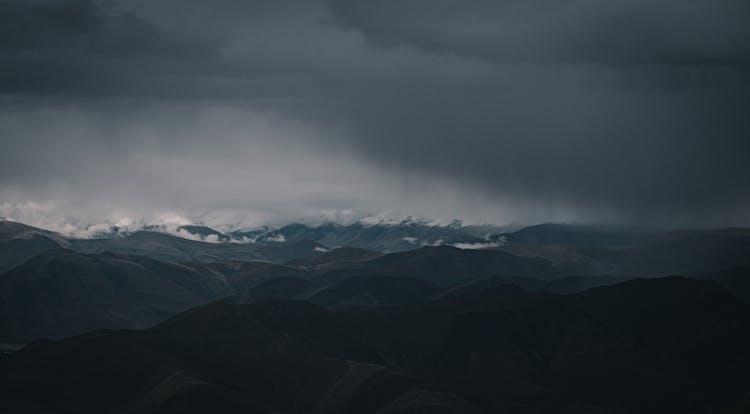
[0,221,331,268]
[620,228,750,276]
[6,219,747,277]
[541,274,624,294]
[0,219,68,245]
[3,219,750,307]
[504,223,664,248]
[177,225,230,242]
[189,260,312,291]
[362,245,558,285]
[492,243,623,276]
[256,238,329,263]
[69,231,263,263]
[436,274,629,298]
[286,246,382,267]
[5,229,749,344]
[68,231,328,264]
[496,225,750,278]
[231,219,504,253]
[0,249,233,342]
[0,219,69,273]
[310,275,441,307]
[435,275,548,299]
[242,276,313,299]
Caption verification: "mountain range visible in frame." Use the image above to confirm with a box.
[1,217,750,412]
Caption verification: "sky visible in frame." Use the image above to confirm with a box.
[1,0,749,233]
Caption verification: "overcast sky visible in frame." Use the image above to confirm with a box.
[1,0,749,232]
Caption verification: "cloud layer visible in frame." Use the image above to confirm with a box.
[1,0,749,228]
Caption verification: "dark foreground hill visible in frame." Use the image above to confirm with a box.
[2,277,749,414]
[697,265,750,303]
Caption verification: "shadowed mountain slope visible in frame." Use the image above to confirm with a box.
[286,246,382,267]
[696,266,750,303]
[363,245,558,285]
[231,220,496,253]
[0,219,69,273]
[620,228,750,276]
[177,225,230,241]
[0,249,233,342]
[309,275,441,308]
[504,223,664,248]
[69,232,328,264]
[70,231,262,263]
[188,260,312,291]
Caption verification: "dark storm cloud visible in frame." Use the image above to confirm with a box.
[0,0,217,96]
[1,0,749,227]
[327,0,750,67]
[0,0,173,53]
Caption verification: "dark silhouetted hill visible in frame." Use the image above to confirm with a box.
[0,249,233,342]
[2,277,749,413]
